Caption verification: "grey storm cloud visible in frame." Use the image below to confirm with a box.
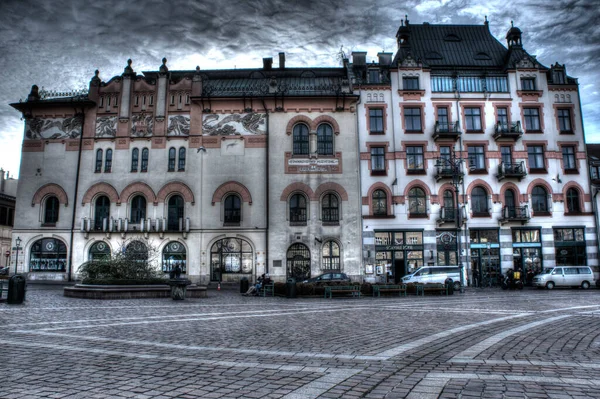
[0,0,599,175]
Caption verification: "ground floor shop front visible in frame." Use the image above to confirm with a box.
[366,225,598,286]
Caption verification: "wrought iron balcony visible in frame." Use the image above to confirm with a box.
[437,206,459,226]
[496,161,527,181]
[433,121,461,141]
[499,205,530,225]
[493,121,522,141]
[435,158,464,182]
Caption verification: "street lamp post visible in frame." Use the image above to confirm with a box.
[14,236,21,275]
[446,150,465,293]
[486,241,492,286]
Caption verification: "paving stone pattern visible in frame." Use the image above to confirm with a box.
[2,286,600,398]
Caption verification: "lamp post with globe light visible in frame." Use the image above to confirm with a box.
[14,236,22,275]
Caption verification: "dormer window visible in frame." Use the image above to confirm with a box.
[444,34,461,42]
[403,77,419,90]
[552,70,566,84]
[368,69,380,84]
[521,77,536,91]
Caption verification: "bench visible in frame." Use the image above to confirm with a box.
[324,285,361,299]
[259,282,274,297]
[416,283,448,296]
[372,284,407,297]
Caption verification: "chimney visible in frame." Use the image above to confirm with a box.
[279,52,285,69]
[377,52,393,66]
[351,51,367,66]
[0,168,4,193]
[263,57,273,70]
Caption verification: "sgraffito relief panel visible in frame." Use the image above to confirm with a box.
[25,116,83,139]
[202,113,266,135]
[131,113,153,137]
[167,115,191,136]
[95,116,118,137]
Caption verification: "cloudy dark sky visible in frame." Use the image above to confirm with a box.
[1,0,598,177]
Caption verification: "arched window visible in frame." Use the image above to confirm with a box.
[532,186,548,213]
[162,241,187,274]
[471,186,488,215]
[167,195,184,231]
[505,189,516,218]
[178,147,186,171]
[30,238,67,271]
[104,149,112,173]
[290,193,307,223]
[94,195,110,230]
[322,240,340,270]
[95,149,103,173]
[287,243,311,280]
[443,190,455,210]
[566,188,580,213]
[210,238,253,280]
[224,195,241,224]
[89,241,110,261]
[125,240,148,262]
[168,147,176,171]
[322,193,339,223]
[131,148,139,172]
[141,148,149,172]
[317,124,333,155]
[372,189,387,216]
[44,196,60,224]
[130,195,146,224]
[293,124,309,155]
[408,187,426,215]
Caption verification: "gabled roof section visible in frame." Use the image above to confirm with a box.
[393,23,509,68]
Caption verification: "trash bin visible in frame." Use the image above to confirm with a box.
[286,278,296,298]
[240,277,249,293]
[7,274,26,305]
[445,278,454,295]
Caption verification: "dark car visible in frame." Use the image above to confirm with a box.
[303,272,351,283]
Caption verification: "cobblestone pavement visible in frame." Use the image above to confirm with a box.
[2,285,600,398]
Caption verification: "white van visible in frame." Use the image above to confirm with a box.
[532,266,593,289]
[402,266,462,289]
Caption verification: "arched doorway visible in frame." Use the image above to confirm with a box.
[89,241,111,261]
[162,241,187,274]
[30,238,67,271]
[210,238,253,281]
[287,243,311,280]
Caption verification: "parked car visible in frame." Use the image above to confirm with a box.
[532,266,593,289]
[303,272,351,283]
[402,266,462,290]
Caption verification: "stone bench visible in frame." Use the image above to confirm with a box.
[324,285,361,299]
[372,284,407,297]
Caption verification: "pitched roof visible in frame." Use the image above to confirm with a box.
[393,23,517,69]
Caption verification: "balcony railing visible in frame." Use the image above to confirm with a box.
[435,158,464,182]
[493,121,522,141]
[437,206,458,225]
[496,161,527,181]
[499,205,530,225]
[433,121,461,141]
[81,217,190,235]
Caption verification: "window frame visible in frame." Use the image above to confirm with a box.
[562,146,577,172]
[104,149,112,173]
[178,147,186,171]
[368,108,384,134]
[316,124,334,156]
[168,147,176,172]
[566,188,581,214]
[403,77,419,90]
[289,193,308,225]
[406,145,425,172]
[464,107,483,132]
[523,107,541,132]
[292,124,310,156]
[471,186,489,216]
[224,194,241,225]
[321,193,340,224]
[521,77,536,91]
[532,186,549,214]
[557,108,573,133]
[141,148,149,172]
[467,145,486,172]
[408,187,427,217]
[322,240,341,270]
[95,149,103,173]
[131,148,139,172]
[404,107,423,133]
[167,195,184,231]
[372,189,388,216]
[130,195,147,224]
[370,147,386,175]
[527,145,546,171]
[43,196,60,225]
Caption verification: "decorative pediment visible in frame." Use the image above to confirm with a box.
[516,56,536,69]
[400,54,420,68]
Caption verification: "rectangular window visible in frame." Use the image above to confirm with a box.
[369,108,384,134]
[430,76,454,92]
[497,107,509,130]
[406,146,424,171]
[99,97,104,108]
[456,76,483,92]
[403,77,419,90]
[500,146,512,165]
[485,76,508,92]
[468,146,485,171]
[523,108,541,131]
[465,107,482,132]
[562,146,577,171]
[521,78,536,91]
[436,107,449,132]
[134,96,139,106]
[591,165,600,180]
[558,109,572,133]
[170,95,175,105]
[527,146,545,170]
[368,69,381,84]
[404,107,422,132]
[371,147,386,175]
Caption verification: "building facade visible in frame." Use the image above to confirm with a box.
[356,18,596,286]
[10,55,361,283]
[0,169,17,269]
[9,19,596,286]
